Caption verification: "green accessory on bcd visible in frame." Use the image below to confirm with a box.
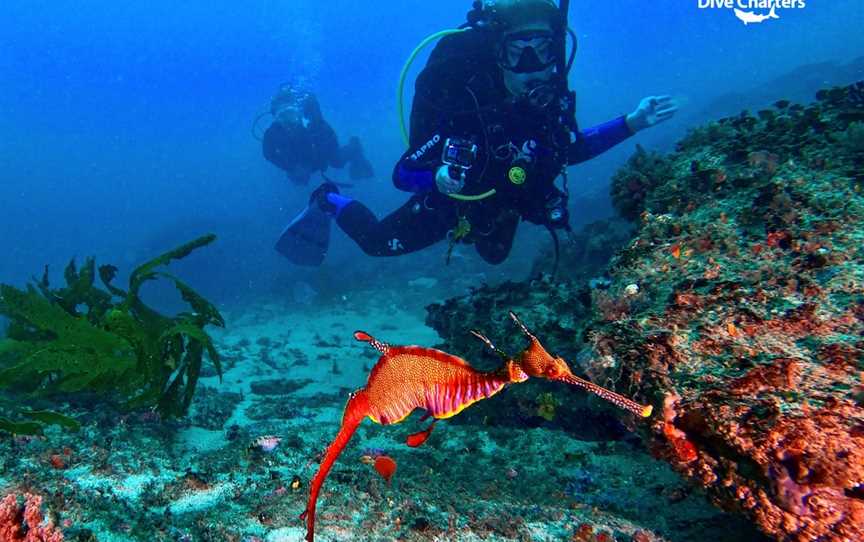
[508,166,527,185]
[446,215,473,265]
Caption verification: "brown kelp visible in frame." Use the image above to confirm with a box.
[0,234,223,434]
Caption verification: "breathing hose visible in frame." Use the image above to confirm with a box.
[397,27,497,201]
[398,28,468,146]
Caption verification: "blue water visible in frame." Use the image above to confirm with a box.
[1,0,862,306]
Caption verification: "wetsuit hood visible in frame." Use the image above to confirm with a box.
[481,0,565,35]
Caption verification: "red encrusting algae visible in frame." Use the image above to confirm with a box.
[0,493,64,542]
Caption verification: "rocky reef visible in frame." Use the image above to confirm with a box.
[426,82,864,541]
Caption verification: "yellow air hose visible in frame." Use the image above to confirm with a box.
[397,27,497,202]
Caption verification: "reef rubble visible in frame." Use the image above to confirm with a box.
[426,82,864,541]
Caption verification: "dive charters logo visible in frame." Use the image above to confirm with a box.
[698,0,806,25]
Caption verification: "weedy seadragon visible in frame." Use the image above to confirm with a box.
[301,312,652,541]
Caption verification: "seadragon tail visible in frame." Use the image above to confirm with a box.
[301,389,370,541]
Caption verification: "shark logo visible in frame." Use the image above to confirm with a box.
[698,1,804,23]
[734,6,780,24]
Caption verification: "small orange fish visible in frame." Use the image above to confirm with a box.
[373,455,397,484]
[671,244,681,259]
[727,322,740,337]
[406,421,437,448]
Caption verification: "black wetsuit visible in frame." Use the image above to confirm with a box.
[262,118,345,186]
[334,30,633,264]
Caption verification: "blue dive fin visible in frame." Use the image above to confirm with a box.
[275,204,331,266]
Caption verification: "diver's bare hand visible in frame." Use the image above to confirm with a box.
[626,95,678,132]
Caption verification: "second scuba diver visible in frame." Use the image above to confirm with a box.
[277,0,677,266]
[263,86,374,187]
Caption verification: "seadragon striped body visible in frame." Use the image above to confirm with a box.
[363,342,523,424]
[301,312,652,542]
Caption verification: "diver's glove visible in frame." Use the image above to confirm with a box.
[435,165,465,195]
[625,95,678,133]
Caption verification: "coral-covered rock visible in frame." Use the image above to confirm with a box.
[530,218,635,280]
[426,82,864,541]
[610,145,675,221]
[0,493,64,542]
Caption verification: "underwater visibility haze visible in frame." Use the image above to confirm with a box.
[1,1,863,541]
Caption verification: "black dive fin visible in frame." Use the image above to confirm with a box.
[275,204,331,266]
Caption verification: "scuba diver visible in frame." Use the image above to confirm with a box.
[276,0,677,266]
[262,86,374,186]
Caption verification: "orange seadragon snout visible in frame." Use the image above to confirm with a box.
[301,312,652,541]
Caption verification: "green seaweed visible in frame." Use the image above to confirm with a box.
[0,284,138,393]
[0,234,223,434]
[0,403,82,435]
[0,417,44,436]
[21,410,81,431]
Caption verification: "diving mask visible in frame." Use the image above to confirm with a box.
[274,106,304,129]
[271,87,311,129]
[499,30,557,73]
